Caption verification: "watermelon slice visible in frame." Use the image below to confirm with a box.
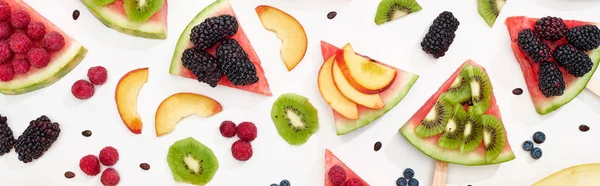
[325,149,369,186]
[0,0,87,95]
[505,16,600,115]
[169,0,271,96]
[399,60,515,166]
[80,0,168,39]
[319,41,419,135]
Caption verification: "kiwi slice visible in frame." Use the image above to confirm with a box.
[465,65,492,115]
[481,114,506,162]
[415,98,452,138]
[460,107,484,153]
[477,0,506,27]
[167,137,219,185]
[441,68,472,104]
[374,0,423,25]
[271,93,319,145]
[124,0,164,23]
[437,103,467,150]
[93,0,116,6]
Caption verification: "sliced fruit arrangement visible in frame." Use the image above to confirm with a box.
[255,5,307,71]
[399,60,516,166]
[167,137,219,186]
[270,93,319,145]
[506,16,600,115]
[533,163,600,186]
[115,67,148,134]
[325,149,370,186]
[319,41,418,135]
[169,0,271,96]
[0,0,87,95]
[477,0,506,27]
[80,0,168,39]
[155,93,223,136]
[374,0,422,25]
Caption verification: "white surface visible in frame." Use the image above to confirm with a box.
[1,0,600,186]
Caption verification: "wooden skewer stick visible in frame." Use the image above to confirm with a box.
[432,161,448,186]
[587,78,600,96]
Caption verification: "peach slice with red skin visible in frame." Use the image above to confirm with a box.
[155,93,223,136]
[335,44,396,94]
[115,68,149,134]
[332,49,385,109]
[318,53,359,119]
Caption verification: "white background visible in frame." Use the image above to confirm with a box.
[1,0,600,185]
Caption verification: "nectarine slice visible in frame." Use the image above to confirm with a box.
[332,52,385,109]
[318,54,359,119]
[155,93,223,136]
[337,46,396,94]
[115,68,149,134]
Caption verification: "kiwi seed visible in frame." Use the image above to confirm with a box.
[271,93,319,145]
[374,0,422,25]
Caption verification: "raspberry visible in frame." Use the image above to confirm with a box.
[342,178,363,186]
[9,33,32,53]
[27,22,45,40]
[71,79,95,99]
[0,21,12,39]
[219,120,236,138]
[42,31,64,52]
[10,10,30,29]
[236,121,257,141]
[231,140,252,161]
[79,154,101,176]
[328,165,347,186]
[100,168,120,186]
[11,58,29,74]
[0,63,13,82]
[27,48,50,68]
[0,40,12,63]
[99,146,119,166]
[0,4,10,21]
[87,66,107,85]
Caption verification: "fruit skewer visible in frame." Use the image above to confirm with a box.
[431,161,448,186]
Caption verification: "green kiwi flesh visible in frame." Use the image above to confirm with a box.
[167,137,219,185]
[466,65,492,115]
[271,93,319,145]
[374,0,423,25]
[437,103,467,150]
[93,0,116,6]
[478,0,506,27]
[481,114,506,162]
[124,0,164,23]
[441,68,472,104]
[415,98,452,138]
[460,107,484,153]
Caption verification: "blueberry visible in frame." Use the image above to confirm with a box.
[270,184,278,186]
[396,177,407,186]
[522,140,534,151]
[531,147,543,160]
[403,168,415,179]
[280,179,290,186]
[408,178,419,186]
[533,131,546,144]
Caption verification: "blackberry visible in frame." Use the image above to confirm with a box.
[566,25,600,51]
[534,16,567,41]
[190,14,238,50]
[538,62,565,97]
[216,39,259,86]
[420,11,460,58]
[517,29,552,63]
[14,115,61,163]
[553,44,593,77]
[0,114,15,156]
[181,48,222,87]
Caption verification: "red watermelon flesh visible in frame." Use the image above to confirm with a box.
[505,16,600,115]
[399,60,515,166]
[325,149,369,186]
[169,0,271,96]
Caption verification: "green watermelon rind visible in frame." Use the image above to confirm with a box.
[79,0,168,39]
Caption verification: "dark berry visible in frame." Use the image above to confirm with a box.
[0,4,10,21]
[553,44,593,77]
[396,177,407,186]
[11,58,29,74]
[408,178,419,186]
[0,63,13,82]
[270,184,278,186]
[420,11,460,58]
[517,29,552,63]
[0,21,12,39]
[71,79,95,99]
[9,32,32,53]
[522,140,534,151]
[27,22,46,40]
[566,25,600,51]
[280,179,291,186]
[537,62,565,97]
[0,40,13,63]
[534,16,567,41]
[0,114,16,156]
[10,10,30,29]
[531,147,543,160]
[328,165,347,185]
[236,121,257,141]
[14,115,61,163]
[231,140,252,161]
[533,131,546,144]
[87,66,108,85]
[42,31,65,52]
[219,120,236,138]
[216,39,259,86]
[190,14,238,50]
[181,48,222,87]
[403,168,415,179]
[27,48,50,68]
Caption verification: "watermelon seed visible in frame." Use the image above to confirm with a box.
[579,124,589,132]
[72,10,80,20]
[327,11,337,19]
[374,141,382,151]
[512,88,523,95]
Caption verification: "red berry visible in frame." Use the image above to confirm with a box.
[27,22,45,40]
[27,48,50,68]
[10,10,30,29]
[219,120,236,138]
[0,4,10,21]
[9,32,32,53]
[0,21,12,39]
[100,168,120,186]
[0,40,12,63]
[328,165,347,185]
[231,140,253,161]
[0,63,12,81]
[99,146,119,166]
[71,79,95,99]
[42,31,64,52]
[79,155,101,176]
[87,66,108,85]
[11,58,29,74]
[342,178,363,186]
[236,121,257,142]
